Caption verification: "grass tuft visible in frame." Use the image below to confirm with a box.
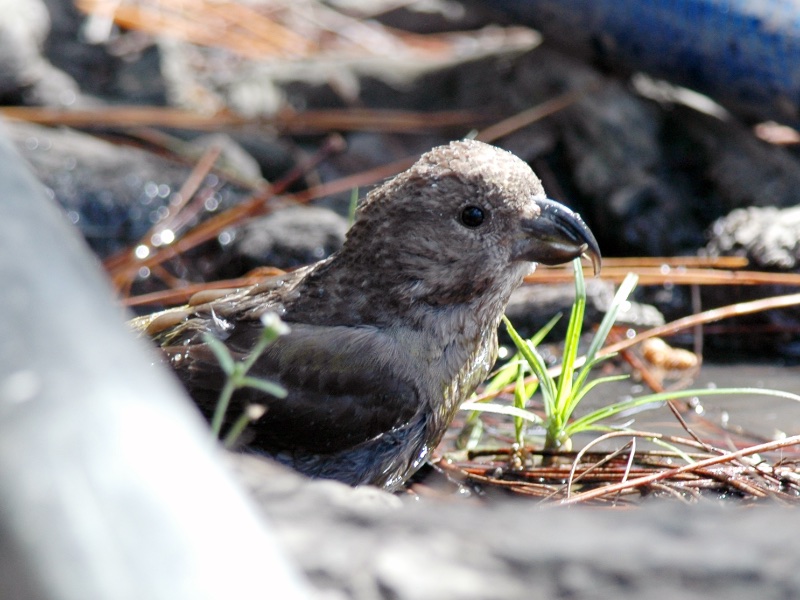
[468,258,800,459]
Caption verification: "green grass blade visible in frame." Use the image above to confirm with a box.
[460,401,544,424]
[202,332,236,376]
[483,356,524,394]
[455,417,485,450]
[565,373,630,418]
[210,381,234,437]
[530,312,562,346]
[566,387,800,437]
[554,259,586,415]
[514,369,527,446]
[570,353,618,407]
[503,316,557,416]
[565,397,666,437]
[584,272,638,364]
[567,353,620,414]
[348,187,359,225]
[564,271,637,423]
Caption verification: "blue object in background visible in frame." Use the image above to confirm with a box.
[492,0,800,126]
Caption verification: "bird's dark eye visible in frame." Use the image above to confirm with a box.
[460,205,486,228]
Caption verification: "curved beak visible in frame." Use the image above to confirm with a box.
[515,198,601,275]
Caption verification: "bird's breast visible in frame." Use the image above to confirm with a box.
[430,326,498,437]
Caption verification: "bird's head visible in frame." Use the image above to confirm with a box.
[341,139,601,309]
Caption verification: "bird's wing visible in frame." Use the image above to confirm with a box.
[132,266,312,344]
[162,321,422,454]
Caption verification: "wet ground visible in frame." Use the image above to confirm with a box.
[583,362,800,441]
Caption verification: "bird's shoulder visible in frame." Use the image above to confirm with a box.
[131,265,315,346]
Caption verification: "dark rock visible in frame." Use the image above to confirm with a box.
[41,0,167,105]
[6,121,250,258]
[675,107,800,215]
[369,0,497,34]
[5,120,334,282]
[154,14,539,116]
[313,132,447,214]
[556,78,705,256]
[192,132,264,183]
[229,133,300,185]
[212,205,350,278]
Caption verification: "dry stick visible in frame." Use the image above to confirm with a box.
[616,437,638,504]
[559,434,800,505]
[199,0,314,55]
[659,397,782,495]
[156,145,223,232]
[78,0,289,58]
[0,106,480,134]
[104,144,222,272]
[616,337,666,393]
[650,482,696,503]
[692,466,769,498]
[691,282,704,358]
[662,391,780,497]
[600,256,748,268]
[664,400,719,455]
[123,272,284,308]
[148,264,185,289]
[525,266,800,285]
[165,186,219,243]
[600,292,800,358]
[119,143,416,302]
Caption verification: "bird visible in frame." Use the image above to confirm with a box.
[135,139,601,490]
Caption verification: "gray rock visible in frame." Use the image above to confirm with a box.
[506,278,663,340]
[231,205,350,271]
[0,118,309,600]
[231,452,800,600]
[706,205,800,271]
[702,204,800,356]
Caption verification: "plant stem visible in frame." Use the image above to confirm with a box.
[223,408,254,448]
[211,378,236,437]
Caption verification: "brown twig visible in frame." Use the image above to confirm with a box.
[527,265,800,286]
[559,434,800,505]
[0,106,482,134]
